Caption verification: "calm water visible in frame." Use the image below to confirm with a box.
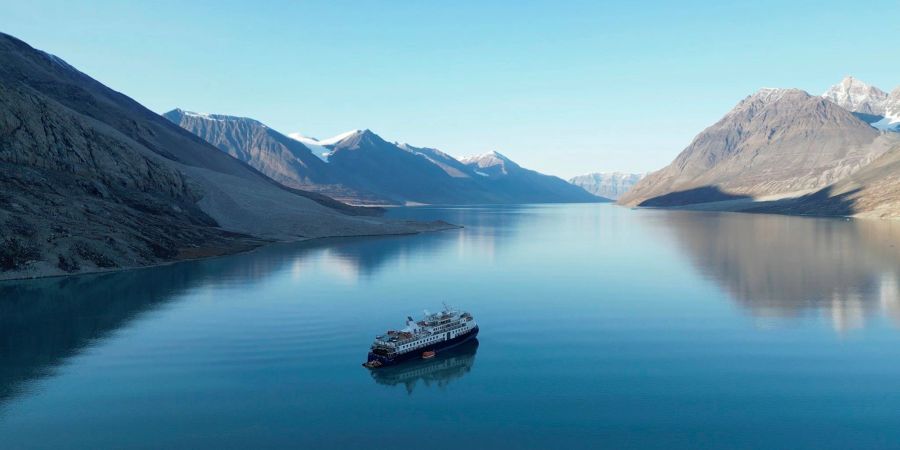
[2,204,900,449]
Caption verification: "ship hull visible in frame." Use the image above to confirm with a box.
[365,326,479,368]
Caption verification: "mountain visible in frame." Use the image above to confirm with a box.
[761,140,900,219]
[460,151,606,203]
[324,129,475,204]
[568,172,644,200]
[822,76,889,116]
[163,111,382,204]
[397,143,475,178]
[287,130,360,161]
[318,133,604,204]
[620,88,884,207]
[0,33,444,280]
[163,109,334,187]
[169,113,603,205]
[871,88,900,132]
[813,140,900,218]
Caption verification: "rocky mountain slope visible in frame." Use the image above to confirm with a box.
[569,172,643,200]
[163,110,382,204]
[325,129,475,204]
[763,139,900,219]
[168,113,603,205]
[821,76,900,131]
[0,33,445,280]
[163,109,334,188]
[871,88,900,132]
[620,88,884,208]
[822,76,888,116]
[460,151,605,203]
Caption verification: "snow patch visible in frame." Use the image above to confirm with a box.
[178,109,229,121]
[287,133,332,162]
[319,129,363,145]
[871,114,900,131]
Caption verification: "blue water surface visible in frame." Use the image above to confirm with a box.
[2,204,900,449]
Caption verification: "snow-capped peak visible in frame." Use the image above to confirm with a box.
[287,133,315,144]
[748,87,800,104]
[460,151,519,177]
[287,129,365,161]
[288,129,363,146]
[180,109,218,120]
[287,133,333,162]
[822,75,889,115]
[167,108,260,124]
[318,129,364,146]
[461,151,510,164]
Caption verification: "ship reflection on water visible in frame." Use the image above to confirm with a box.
[369,339,479,394]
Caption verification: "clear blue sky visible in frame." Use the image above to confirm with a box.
[3,0,898,178]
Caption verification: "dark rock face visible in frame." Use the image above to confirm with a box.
[0,33,426,279]
[620,88,882,208]
[0,44,255,279]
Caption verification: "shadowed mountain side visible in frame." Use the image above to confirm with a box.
[744,187,859,217]
[169,112,604,205]
[327,130,476,204]
[852,112,885,124]
[460,151,607,204]
[0,33,440,280]
[163,110,385,206]
[650,211,900,331]
[755,142,900,219]
[638,186,752,207]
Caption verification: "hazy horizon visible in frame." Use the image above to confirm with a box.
[2,0,899,178]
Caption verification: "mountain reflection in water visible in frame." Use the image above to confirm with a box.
[4,205,900,449]
[651,211,900,332]
[369,339,479,395]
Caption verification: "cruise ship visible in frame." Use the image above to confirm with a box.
[363,305,479,368]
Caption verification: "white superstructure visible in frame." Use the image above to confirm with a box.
[369,305,477,358]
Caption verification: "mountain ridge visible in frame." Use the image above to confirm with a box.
[569,172,644,200]
[620,87,883,208]
[0,32,444,280]
[619,77,900,218]
[822,76,889,116]
[169,113,604,205]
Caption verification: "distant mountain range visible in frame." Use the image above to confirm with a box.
[568,172,644,200]
[620,76,900,219]
[0,33,447,280]
[166,111,604,205]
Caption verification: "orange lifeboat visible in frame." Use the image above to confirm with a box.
[422,350,436,359]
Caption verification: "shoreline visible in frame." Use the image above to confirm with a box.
[0,222,462,283]
[620,199,900,221]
